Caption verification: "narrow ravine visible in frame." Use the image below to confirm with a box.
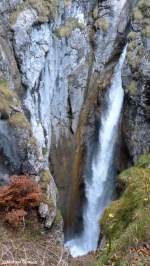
[66,46,127,257]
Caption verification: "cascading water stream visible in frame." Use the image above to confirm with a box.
[66,46,127,257]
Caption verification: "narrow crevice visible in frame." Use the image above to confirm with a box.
[67,94,74,135]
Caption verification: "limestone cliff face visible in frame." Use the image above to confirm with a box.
[122,0,150,163]
[0,0,142,235]
[0,0,58,231]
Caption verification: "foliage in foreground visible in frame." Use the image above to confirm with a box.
[0,175,43,226]
[96,153,150,266]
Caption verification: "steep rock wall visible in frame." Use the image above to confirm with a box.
[122,0,150,163]
[0,1,59,231]
[0,0,138,236]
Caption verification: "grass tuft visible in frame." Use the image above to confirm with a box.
[96,153,150,265]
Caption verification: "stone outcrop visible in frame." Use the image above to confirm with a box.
[122,0,150,163]
[0,79,57,230]
[0,1,58,229]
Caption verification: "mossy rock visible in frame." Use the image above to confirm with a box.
[133,7,143,21]
[10,0,58,25]
[0,80,20,118]
[28,0,59,22]
[128,31,137,41]
[64,0,72,6]
[42,195,55,210]
[53,209,62,226]
[27,136,37,148]
[40,170,52,190]
[95,17,109,32]
[55,18,85,38]
[9,2,27,25]
[42,147,48,156]
[139,0,150,9]
[142,25,150,38]
[135,153,150,168]
[128,40,137,51]
[93,6,99,19]
[127,51,141,70]
[8,112,30,130]
[97,153,150,265]
[128,80,137,95]
[143,18,150,26]
[126,40,144,72]
[138,0,150,17]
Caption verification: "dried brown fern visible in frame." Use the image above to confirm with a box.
[0,175,43,226]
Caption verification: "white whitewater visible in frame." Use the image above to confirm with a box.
[66,46,127,257]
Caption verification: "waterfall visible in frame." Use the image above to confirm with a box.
[66,46,127,257]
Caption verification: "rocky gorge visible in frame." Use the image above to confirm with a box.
[0,0,150,265]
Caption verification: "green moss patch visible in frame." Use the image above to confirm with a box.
[128,80,137,95]
[0,80,20,118]
[9,2,27,25]
[126,0,150,73]
[135,153,150,168]
[28,0,58,22]
[127,51,141,70]
[40,170,52,190]
[55,18,85,38]
[128,31,137,41]
[95,18,109,32]
[27,136,37,148]
[93,6,99,19]
[138,0,150,17]
[10,0,58,25]
[8,112,30,130]
[53,209,62,226]
[142,25,150,38]
[133,7,143,21]
[97,153,150,265]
